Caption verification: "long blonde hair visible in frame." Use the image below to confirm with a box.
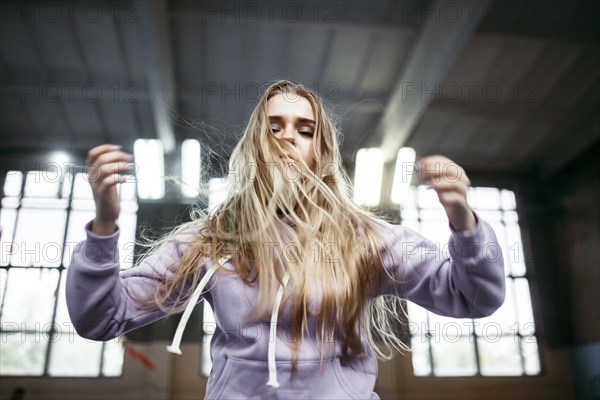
[146,80,408,367]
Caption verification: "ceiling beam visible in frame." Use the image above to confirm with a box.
[378,0,491,160]
[171,8,418,38]
[377,0,491,207]
[137,0,176,153]
[430,99,591,124]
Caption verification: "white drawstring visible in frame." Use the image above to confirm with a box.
[166,256,229,354]
[266,272,290,388]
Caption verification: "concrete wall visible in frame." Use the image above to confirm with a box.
[556,145,600,400]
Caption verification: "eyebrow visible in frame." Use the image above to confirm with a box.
[268,115,315,125]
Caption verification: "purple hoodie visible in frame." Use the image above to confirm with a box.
[66,216,505,399]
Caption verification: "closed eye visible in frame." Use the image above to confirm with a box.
[271,127,313,138]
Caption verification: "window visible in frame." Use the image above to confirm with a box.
[0,168,137,377]
[402,186,541,376]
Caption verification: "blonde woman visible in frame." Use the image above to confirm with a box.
[66,80,505,399]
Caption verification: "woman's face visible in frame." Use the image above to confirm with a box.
[267,93,315,169]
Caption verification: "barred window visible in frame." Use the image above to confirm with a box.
[0,168,137,377]
[402,186,541,376]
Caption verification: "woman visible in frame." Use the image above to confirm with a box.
[66,80,505,399]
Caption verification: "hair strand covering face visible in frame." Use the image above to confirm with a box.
[139,80,409,373]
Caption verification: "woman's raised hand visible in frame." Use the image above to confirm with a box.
[86,144,133,236]
[417,155,477,232]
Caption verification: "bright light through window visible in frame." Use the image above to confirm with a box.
[208,178,228,210]
[353,148,383,206]
[181,139,201,198]
[51,152,70,166]
[134,139,165,199]
[391,147,416,204]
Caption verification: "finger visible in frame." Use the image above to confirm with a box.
[98,162,133,181]
[417,160,462,178]
[417,155,452,172]
[429,186,470,208]
[89,162,133,184]
[87,153,132,180]
[418,154,450,164]
[428,182,470,206]
[421,171,469,186]
[100,173,127,188]
[87,144,124,165]
[94,151,133,168]
[427,181,469,196]
[417,158,455,177]
[419,166,469,186]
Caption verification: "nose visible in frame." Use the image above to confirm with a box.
[280,124,296,144]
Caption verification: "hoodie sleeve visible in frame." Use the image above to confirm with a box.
[65,221,199,341]
[377,216,506,318]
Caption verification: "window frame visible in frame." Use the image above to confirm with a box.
[401,185,543,378]
[0,167,136,378]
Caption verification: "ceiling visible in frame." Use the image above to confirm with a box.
[1,0,599,187]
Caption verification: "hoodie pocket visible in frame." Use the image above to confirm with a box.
[331,357,363,399]
[205,357,235,399]
[205,356,366,399]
